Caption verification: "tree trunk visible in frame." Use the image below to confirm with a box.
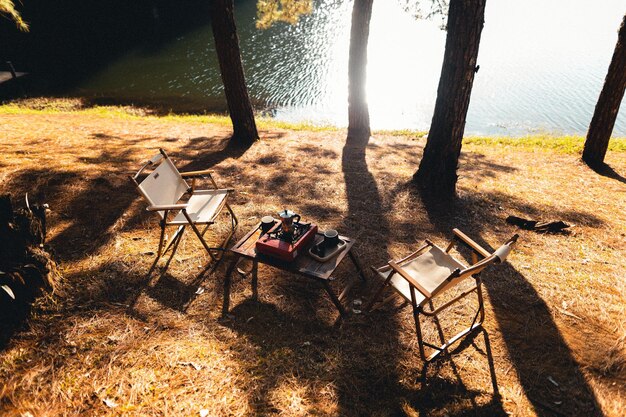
[413,0,486,197]
[210,0,259,146]
[582,14,626,168]
[347,0,373,138]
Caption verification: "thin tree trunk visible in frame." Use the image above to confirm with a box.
[413,0,486,197]
[582,14,626,168]
[347,0,373,138]
[210,0,259,146]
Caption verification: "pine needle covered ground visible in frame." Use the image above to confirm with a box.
[1,99,625,417]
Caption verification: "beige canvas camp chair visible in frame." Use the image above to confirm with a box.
[131,149,238,269]
[367,229,518,362]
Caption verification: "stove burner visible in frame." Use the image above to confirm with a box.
[256,221,319,262]
[269,222,311,244]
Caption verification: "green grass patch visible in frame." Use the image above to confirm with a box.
[2,100,625,152]
[464,134,626,153]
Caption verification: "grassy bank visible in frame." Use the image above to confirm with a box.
[0,100,625,416]
[2,98,625,153]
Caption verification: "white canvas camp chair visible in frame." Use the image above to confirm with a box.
[366,229,518,362]
[131,149,238,270]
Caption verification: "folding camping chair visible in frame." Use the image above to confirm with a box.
[366,228,518,362]
[131,149,238,271]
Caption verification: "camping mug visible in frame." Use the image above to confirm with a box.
[323,229,340,247]
[260,216,275,233]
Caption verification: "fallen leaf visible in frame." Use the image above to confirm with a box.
[1,284,15,299]
[178,361,202,371]
[103,398,118,408]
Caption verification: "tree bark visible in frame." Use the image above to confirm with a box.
[413,0,486,197]
[582,14,626,168]
[347,0,373,138]
[210,0,259,146]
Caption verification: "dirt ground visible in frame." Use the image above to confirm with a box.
[0,107,625,417]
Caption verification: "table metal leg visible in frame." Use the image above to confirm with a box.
[348,250,367,282]
[323,280,347,318]
[338,278,356,302]
[251,260,258,300]
[222,255,240,317]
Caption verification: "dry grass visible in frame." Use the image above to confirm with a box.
[1,101,625,416]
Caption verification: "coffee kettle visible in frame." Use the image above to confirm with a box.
[278,209,301,235]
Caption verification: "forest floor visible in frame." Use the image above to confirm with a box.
[1,99,625,417]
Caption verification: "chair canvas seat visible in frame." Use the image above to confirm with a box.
[169,190,229,225]
[378,245,467,307]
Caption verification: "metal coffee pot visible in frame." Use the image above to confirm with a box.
[278,209,301,236]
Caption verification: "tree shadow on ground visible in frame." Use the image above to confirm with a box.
[407,186,606,417]
[333,132,406,415]
[223,299,338,414]
[0,133,260,348]
[586,161,626,185]
[401,329,506,417]
[172,134,265,172]
[5,168,135,262]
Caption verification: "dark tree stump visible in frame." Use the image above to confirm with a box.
[0,194,60,345]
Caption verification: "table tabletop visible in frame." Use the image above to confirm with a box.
[229,222,356,281]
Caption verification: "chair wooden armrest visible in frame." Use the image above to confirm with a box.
[451,228,490,258]
[146,204,188,212]
[181,169,219,190]
[388,260,432,299]
[180,169,215,178]
[193,188,235,194]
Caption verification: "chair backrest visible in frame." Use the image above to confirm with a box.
[132,150,189,219]
[454,234,518,281]
[434,234,518,298]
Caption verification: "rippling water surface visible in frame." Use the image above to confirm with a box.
[79,0,626,136]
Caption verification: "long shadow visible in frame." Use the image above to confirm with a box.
[586,161,626,185]
[5,148,138,261]
[223,299,338,414]
[0,134,257,345]
[413,187,606,417]
[174,135,258,172]
[400,329,506,417]
[334,132,405,415]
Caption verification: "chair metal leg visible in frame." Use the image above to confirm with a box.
[416,287,487,363]
[162,225,185,255]
[182,211,217,262]
[226,202,238,231]
[428,300,447,346]
[222,255,242,317]
[365,270,395,312]
[156,221,166,259]
[475,277,486,325]
[162,226,185,272]
[145,221,169,279]
[411,293,428,362]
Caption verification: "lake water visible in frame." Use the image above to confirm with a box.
[78,0,626,136]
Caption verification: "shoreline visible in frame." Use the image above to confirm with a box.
[1,97,625,154]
